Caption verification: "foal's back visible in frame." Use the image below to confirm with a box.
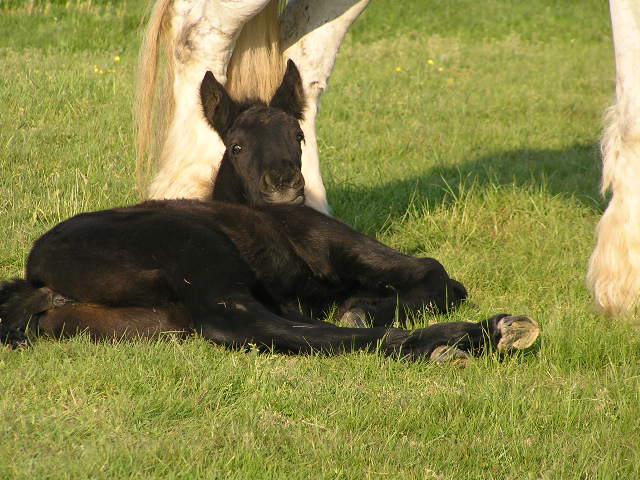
[25,200,312,309]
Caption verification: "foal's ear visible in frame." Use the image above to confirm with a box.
[270,59,306,120]
[200,71,238,136]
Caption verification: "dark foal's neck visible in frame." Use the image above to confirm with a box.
[210,153,247,204]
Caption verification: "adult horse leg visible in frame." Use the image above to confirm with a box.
[138,0,276,200]
[588,0,640,316]
[281,0,371,214]
[139,0,368,214]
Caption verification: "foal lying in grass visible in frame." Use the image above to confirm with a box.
[0,62,539,361]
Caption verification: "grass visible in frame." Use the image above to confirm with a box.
[1,0,639,478]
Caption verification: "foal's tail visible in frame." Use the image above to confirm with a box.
[135,0,285,196]
[0,279,61,345]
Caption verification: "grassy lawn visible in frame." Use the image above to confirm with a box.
[1,0,638,478]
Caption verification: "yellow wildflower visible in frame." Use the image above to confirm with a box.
[114,56,121,62]
[395,66,402,72]
[427,59,435,65]
[438,67,444,72]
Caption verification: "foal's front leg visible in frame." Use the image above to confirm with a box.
[194,296,538,360]
[337,296,442,328]
[398,314,540,362]
[193,295,400,354]
[275,207,468,318]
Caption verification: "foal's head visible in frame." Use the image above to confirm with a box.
[200,60,307,207]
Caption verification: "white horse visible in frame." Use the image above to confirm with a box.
[137,0,369,215]
[136,0,640,316]
[588,0,640,316]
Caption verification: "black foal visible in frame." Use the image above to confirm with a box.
[0,61,539,360]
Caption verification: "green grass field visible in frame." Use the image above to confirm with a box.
[1,1,639,478]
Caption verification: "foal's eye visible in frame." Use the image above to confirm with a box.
[231,144,242,154]
[296,133,305,143]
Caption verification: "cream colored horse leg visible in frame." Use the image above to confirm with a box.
[149,0,272,200]
[588,0,640,315]
[281,0,371,214]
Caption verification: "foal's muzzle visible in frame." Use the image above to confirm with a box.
[260,168,305,205]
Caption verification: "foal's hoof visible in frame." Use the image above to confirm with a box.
[1,329,29,350]
[339,308,368,328]
[51,292,72,308]
[4,339,28,350]
[429,345,471,366]
[496,315,539,352]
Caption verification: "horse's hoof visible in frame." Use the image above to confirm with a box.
[339,308,367,328]
[496,315,540,351]
[429,345,471,366]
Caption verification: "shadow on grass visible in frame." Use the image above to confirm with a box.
[328,142,605,233]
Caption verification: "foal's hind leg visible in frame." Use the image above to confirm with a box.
[281,0,371,213]
[36,303,192,341]
[0,284,71,347]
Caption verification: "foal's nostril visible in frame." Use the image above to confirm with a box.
[261,172,276,191]
[262,168,304,192]
[260,168,306,205]
[290,171,305,190]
